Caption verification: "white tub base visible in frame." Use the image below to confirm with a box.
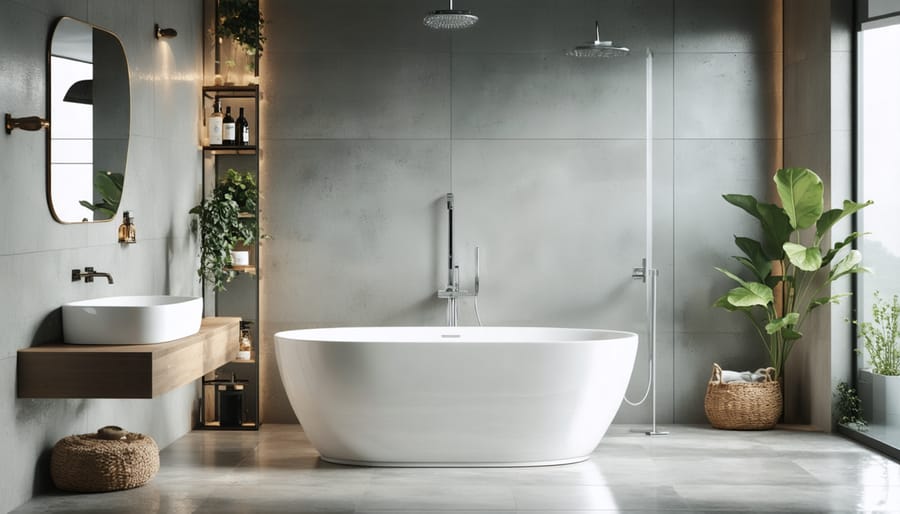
[275,326,638,467]
[321,455,590,468]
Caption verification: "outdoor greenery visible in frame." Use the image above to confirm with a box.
[854,291,900,376]
[715,167,872,379]
[835,381,867,431]
[190,169,258,291]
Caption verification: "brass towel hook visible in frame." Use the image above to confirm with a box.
[5,113,49,134]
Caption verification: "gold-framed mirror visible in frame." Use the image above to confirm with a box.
[48,17,130,223]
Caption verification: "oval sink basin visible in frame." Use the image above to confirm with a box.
[63,296,203,345]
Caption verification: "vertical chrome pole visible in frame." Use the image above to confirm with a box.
[644,48,667,437]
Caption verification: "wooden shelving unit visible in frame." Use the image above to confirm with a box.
[199,83,262,430]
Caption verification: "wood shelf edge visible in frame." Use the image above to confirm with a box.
[17,317,240,399]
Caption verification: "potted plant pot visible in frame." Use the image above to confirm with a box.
[854,291,900,426]
[229,250,249,267]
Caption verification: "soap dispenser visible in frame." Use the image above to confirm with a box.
[118,211,136,243]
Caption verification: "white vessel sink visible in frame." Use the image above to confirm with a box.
[62,296,203,345]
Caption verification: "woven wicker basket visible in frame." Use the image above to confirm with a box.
[51,427,159,492]
[704,363,782,430]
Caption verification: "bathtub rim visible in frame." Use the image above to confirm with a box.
[274,326,639,344]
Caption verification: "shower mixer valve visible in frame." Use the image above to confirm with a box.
[437,192,480,326]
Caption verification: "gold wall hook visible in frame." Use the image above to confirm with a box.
[5,113,49,134]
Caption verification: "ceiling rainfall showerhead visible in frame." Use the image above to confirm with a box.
[566,21,629,58]
[423,0,479,30]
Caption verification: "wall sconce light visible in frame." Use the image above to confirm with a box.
[154,24,177,39]
[5,113,49,134]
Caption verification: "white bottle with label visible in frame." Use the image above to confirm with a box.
[208,98,223,145]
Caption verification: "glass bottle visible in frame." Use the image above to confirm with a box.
[208,98,223,145]
[236,107,249,145]
[117,211,136,243]
[222,106,236,145]
[238,321,252,360]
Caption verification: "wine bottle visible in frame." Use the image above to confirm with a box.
[208,98,223,145]
[236,107,249,145]
[223,106,236,145]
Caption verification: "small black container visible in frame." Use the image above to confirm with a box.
[217,383,245,427]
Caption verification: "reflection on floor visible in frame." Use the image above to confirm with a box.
[840,422,900,462]
[13,424,900,513]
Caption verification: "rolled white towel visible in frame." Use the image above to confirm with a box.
[721,370,767,383]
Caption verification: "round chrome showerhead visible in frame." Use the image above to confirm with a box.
[566,21,629,58]
[424,0,478,30]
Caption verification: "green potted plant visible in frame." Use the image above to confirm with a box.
[190,168,258,291]
[216,0,265,78]
[854,291,900,427]
[715,167,872,379]
[835,381,867,431]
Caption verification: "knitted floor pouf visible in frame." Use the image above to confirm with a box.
[51,426,160,492]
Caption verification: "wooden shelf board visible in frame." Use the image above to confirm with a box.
[202,85,259,97]
[228,265,257,275]
[17,317,240,399]
[203,145,257,155]
[197,421,259,430]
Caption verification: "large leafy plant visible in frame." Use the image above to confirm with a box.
[190,169,258,291]
[715,167,872,379]
[79,171,124,220]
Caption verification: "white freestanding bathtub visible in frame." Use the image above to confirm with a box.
[274,326,638,467]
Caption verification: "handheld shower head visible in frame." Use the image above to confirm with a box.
[424,0,478,30]
[566,21,629,58]
[446,193,454,210]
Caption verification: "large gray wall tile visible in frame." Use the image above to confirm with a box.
[261,50,450,139]
[675,52,782,139]
[675,0,783,53]
[452,0,674,55]
[452,51,674,140]
[674,139,780,333]
[262,0,449,54]
[452,139,646,329]
[261,138,449,326]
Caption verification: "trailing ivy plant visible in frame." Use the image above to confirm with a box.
[216,0,265,62]
[835,381,867,431]
[715,168,872,379]
[190,169,258,291]
[853,291,900,376]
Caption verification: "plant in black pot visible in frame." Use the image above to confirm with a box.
[190,169,258,291]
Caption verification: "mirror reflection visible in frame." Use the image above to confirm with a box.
[48,17,130,223]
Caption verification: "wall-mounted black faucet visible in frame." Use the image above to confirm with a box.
[71,267,114,284]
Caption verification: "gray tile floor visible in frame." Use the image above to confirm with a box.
[13,424,900,513]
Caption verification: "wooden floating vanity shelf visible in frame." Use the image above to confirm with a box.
[17,317,240,399]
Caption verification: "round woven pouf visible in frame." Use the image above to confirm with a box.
[50,427,159,492]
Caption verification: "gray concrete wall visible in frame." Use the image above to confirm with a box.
[258,0,783,425]
[0,0,202,511]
